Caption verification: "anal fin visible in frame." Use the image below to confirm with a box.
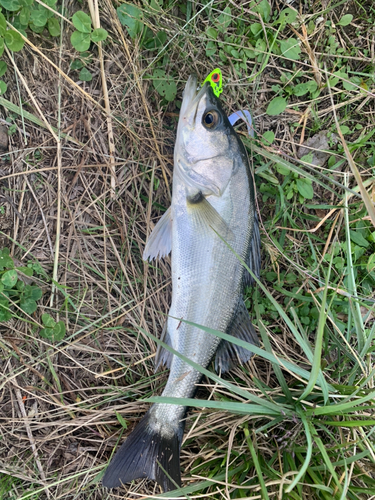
[155,320,174,371]
[215,299,259,373]
[143,207,172,261]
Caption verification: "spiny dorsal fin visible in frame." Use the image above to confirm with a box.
[244,211,261,287]
[187,193,234,242]
[215,299,259,373]
[143,207,172,261]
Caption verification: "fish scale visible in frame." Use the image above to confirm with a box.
[102,75,261,492]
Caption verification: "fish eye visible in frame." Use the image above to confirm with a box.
[202,110,220,129]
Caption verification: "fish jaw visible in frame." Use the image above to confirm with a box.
[178,74,200,123]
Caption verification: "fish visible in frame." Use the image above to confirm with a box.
[102,75,261,492]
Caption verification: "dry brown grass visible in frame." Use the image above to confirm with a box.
[0,3,176,496]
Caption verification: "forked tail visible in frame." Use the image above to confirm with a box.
[102,407,183,492]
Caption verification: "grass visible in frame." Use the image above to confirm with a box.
[0,0,375,498]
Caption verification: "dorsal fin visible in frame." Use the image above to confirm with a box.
[244,211,261,287]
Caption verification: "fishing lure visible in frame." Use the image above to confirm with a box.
[203,68,255,137]
[202,68,223,97]
[228,109,255,138]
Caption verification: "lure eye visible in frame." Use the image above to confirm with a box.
[202,110,220,129]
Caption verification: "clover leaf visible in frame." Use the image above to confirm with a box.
[152,69,177,102]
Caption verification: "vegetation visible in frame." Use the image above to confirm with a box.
[0,0,374,499]
[0,247,65,342]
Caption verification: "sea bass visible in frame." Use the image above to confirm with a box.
[102,75,261,491]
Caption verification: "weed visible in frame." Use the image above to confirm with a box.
[0,248,65,340]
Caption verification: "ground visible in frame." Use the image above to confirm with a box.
[0,0,375,499]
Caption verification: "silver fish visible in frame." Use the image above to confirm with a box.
[102,75,261,492]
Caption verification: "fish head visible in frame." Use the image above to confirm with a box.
[174,75,240,197]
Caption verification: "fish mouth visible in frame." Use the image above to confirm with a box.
[180,75,210,122]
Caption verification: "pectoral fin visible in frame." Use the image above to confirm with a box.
[143,207,172,261]
[187,193,234,242]
[215,299,259,373]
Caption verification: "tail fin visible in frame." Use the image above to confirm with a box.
[102,409,182,492]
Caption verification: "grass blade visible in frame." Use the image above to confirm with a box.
[243,422,270,500]
[298,254,332,404]
[255,291,293,403]
[0,96,83,145]
[285,412,313,493]
[146,396,283,416]
[327,75,375,228]
[137,326,292,416]
[343,172,365,354]
[250,142,359,197]
[215,232,332,397]
[161,316,334,391]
